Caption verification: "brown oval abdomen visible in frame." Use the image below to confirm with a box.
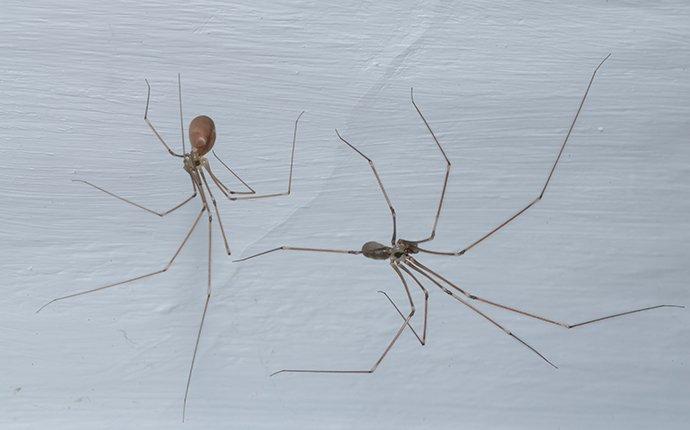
[189,115,216,156]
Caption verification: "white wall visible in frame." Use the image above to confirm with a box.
[2,1,689,428]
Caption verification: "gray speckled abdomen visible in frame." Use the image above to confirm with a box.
[361,241,391,260]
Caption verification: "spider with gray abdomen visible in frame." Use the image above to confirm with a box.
[36,75,304,421]
[236,54,683,375]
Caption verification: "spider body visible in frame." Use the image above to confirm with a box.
[236,55,682,376]
[361,240,419,261]
[37,76,303,421]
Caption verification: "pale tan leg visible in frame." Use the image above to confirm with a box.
[409,88,452,244]
[227,111,304,201]
[271,262,414,376]
[144,79,184,158]
[198,169,231,255]
[36,208,206,313]
[334,129,397,245]
[416,55,612,257]
[177,73,187,155]
[380,263,429,345]
[209,152,256,195]
[182,199,213,422]
[408,257,683,329]
[406,261,558,368]
[73,177,197,217]
[234,246,361,263]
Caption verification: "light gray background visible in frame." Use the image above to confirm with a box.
[2,1,689,429]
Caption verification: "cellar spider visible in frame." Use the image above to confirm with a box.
[236,54,682,375]
[36,75,304,420]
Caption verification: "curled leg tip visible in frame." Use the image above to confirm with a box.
[35,300,54,314]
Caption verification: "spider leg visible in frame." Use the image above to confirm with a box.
[271,262,414,376]
[415,54,611,257]
[408,257,683,329]
[177,73,187,155]
[36,207,206,313]
[198,168,232,255]
[379,262,429,345]
[182,191,213,422]
[335,129,397,245]
[73,176,197,217]
[144,79,184,158]
[227,111,304,201]
[409,88,452,244]
[406,260,557,368]
[234,246,361,263]
[209,152,255,195]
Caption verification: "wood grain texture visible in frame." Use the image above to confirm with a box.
[1,1,689,428]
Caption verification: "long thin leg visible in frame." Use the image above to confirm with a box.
[36,208,206,313]
[204,164,231,198]
[144,79,184,158]
[408,257,683,329]
[210,152,256,195]
[198,169,232,255]
[335,129,397,245]
[227,111,304,201]
[473,298,683,329]
[74,177,197,217]
[182,199,213,422]
[406,261,557,368]
[271,262,415,376]
[380,263,429,345]
[410,88,452,244]
[234,246,361,263]
[204,161,253,197]
[416,54,611,257]
[178,73,187,155]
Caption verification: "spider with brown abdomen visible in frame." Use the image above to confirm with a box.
[36,75,304,421]
[236,54,683,375]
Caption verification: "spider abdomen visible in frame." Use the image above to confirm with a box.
[362,241,392,260]
[189,115,216,156]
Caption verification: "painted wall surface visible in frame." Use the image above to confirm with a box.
[2,1,689,429]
